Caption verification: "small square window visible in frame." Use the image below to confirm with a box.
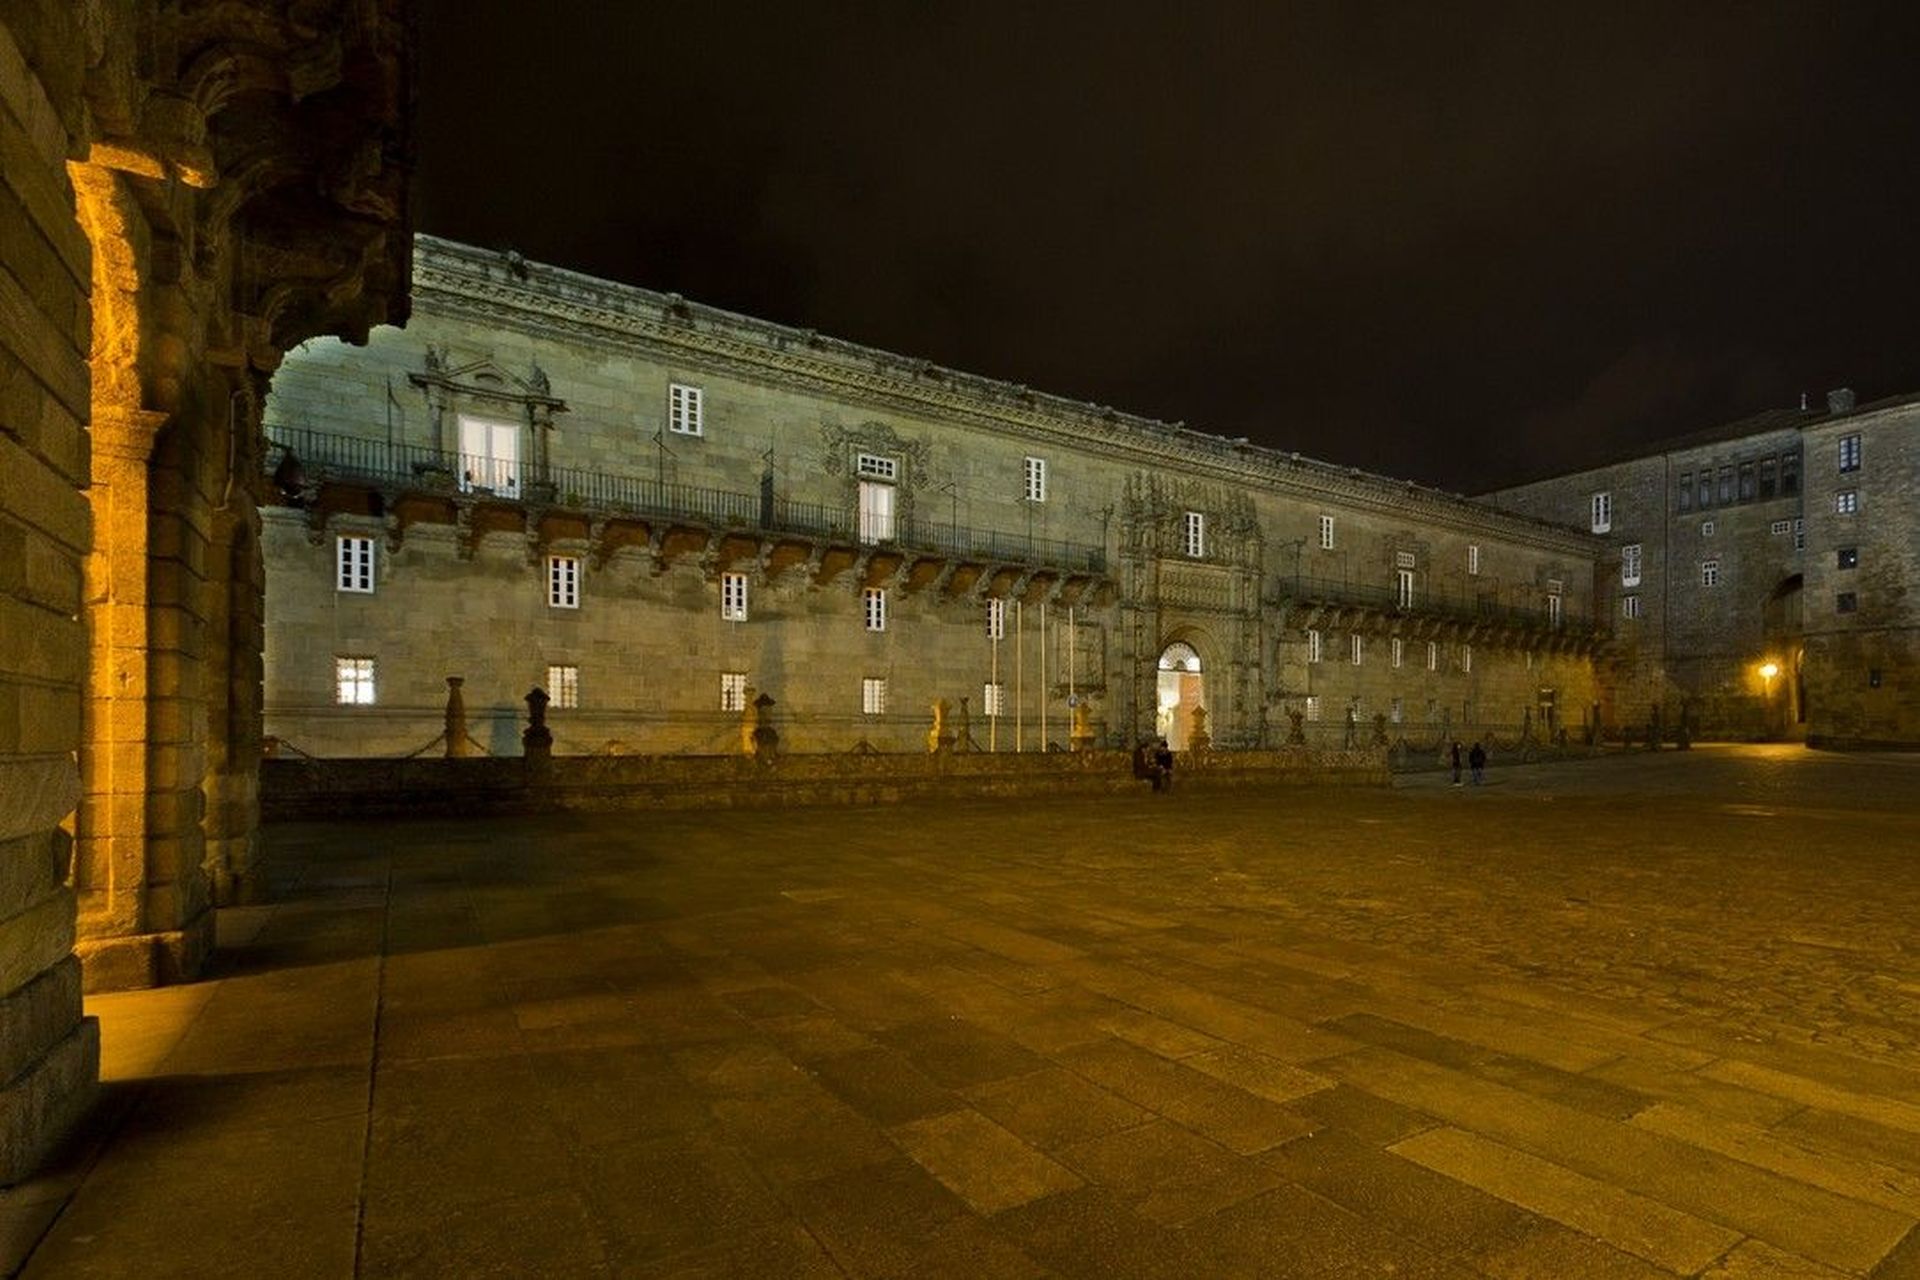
[720,671,748,712]
[334,656,376,706]
[721,572,748,621]
[1769,519,1791,536]
[1319,515,1336,550]
[1838,433,1861,472]
[1590,491,1611,534]
[1836,490,1858,515]
[983,682,1006,715]
[668,382,703,436]
[863,587,887,632]
[1837,592,1858,614]
[856,452,899,481]
[545,663,579,709]
[1184,511,1206,558]
[336,535,375,593]
[1024,456,1047,503]
[862,676,887,715]
[548,555,580,608]
[1701,559,1720,588]
[1837,547,1858,570]
[1701,520,1715,537]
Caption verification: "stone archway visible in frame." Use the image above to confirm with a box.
[1762,574,1805,738]
[1155,640,1207,750]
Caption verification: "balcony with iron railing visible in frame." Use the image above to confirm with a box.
[265,425,1108,575]
[1273,572,1608,640]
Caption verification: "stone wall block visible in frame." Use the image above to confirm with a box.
[0,887,75,996]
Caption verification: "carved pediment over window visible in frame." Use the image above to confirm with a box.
[818,419,931,489]
[409,347,568,413]
[1120,471,1263,566]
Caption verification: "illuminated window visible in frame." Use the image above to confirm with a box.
[721,572,748,621]
[1306,629,1322,663]
[336,536,375,593]
[1701,559,1720,587]
[1304,695,1321,722]
[334,656,375,706]
[548,555,580,608]
[1426,641,1437,671]
[668,382,703,436]
[986,598,1005,640]
[545,664,579,709]
[857,479,896,543]
[1467,544,1480,575]
[1590,491,1611,533]
[720,671,748,711]
[1319,514,1335,550]
[1836,490,1858,515]
[1350,633,1363,665]
[1838,433,1861,472]
[1024,456,1047,503]
[1396,569,1415,608]
[1621,544,1641,587]
[1391,637,1403,668]
[1622,594,1641,619]
[863,587,887,632]
[1184,511,1206,558]
[1462,644,1473,673]
[862,676,887,715]
[983,682,1006,715]
[1837,547,1858,570]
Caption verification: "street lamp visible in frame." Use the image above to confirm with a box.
[1759,661,1779,740]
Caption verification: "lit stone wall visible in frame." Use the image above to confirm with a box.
[263,238,1604,757]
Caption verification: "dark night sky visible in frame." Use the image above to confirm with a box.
[414,2,1920,492]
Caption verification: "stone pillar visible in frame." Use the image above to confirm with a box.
[204,405,268,907]
[445,676,471,757]
[522,687,552,770]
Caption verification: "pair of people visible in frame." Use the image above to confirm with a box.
[1133,738,1175,791]
[1449,740,1488,786]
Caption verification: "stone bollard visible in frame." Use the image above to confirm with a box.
[1070,700,1096,752]
[1287,708,1306,745]
[445,676,471,758]
[928,698,954,754]
[523,686,553,769]
[749,692,779,762]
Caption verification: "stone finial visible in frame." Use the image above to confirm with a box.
[1188,704,1212,752]
[1070,700,1097,752]
[952,696,972,754]
[1287,708,1306,745]
[523,686,553,761]
[928,698,955,754]
[745,691,779,762]
[445,676,471,758]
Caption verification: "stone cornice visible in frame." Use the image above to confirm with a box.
[410,235,1601,558]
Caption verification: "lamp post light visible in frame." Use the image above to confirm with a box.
[1759,661,1779,739]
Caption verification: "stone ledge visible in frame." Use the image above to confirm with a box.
[0,954,81,1086]
[0,1015,98,1187]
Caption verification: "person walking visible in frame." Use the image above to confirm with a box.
[1468,740,1487,785]
[1449,740,1463,787]
[1155,738,1175,792]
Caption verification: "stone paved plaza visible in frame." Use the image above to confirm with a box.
[8,745,1920,1278]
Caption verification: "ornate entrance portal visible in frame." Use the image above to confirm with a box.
[1156,642,1206,749]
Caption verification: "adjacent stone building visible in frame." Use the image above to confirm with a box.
[1483,390,1920,748]
[261,236,1607,760]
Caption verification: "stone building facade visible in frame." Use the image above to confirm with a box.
[262,237,1607,760]
[0,2,409,1182]
[1483,391,1920,747]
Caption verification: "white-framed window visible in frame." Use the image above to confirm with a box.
[857,479,896,543]
[863,587,887,632]
[336,535,375,593]
[1769,519,1791,536]
[1590,491,1612,534]
[862,676,887,716]
[986,598,1006,640]
[545,663,579,709]
[1836,490,1858,515]
[1350,633,1363,665]
[1306,629,1322,663]
[668,382,703,436]
[1621,544,1641,587]
[1184,511,1206,558]
[547,555,580,608]
[983,682,1006,715]
[1462,644,1473,673]
[855,452,899,481]
[1701,559,1720,587]
[1701,520,1715,537]
[720,671,748,712]
[457,415,519,494]
[1838,433,1861,472]
[1396,569,1415,609]
[1319,514,1335,550]
[334,656,375,706]
[1546,593,1562,625]
[1390,697,1403,724]
[1622,594,1641,619]
[721,572,748,621]
[1391,637,1403,669]
[1304,695,1321,722]
[1394,550,1416,569]
[1467,544,1480,576]
[1024,456,1047,503]
[1426,641,1438,671]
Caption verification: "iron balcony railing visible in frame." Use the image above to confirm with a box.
[266,425,1108,574]
[1275,572,1601,635]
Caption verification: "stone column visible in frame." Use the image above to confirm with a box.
[203,502,266,905]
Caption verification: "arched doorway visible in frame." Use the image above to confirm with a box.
[1156,641,1206,749]
[1762,575,1805,738]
